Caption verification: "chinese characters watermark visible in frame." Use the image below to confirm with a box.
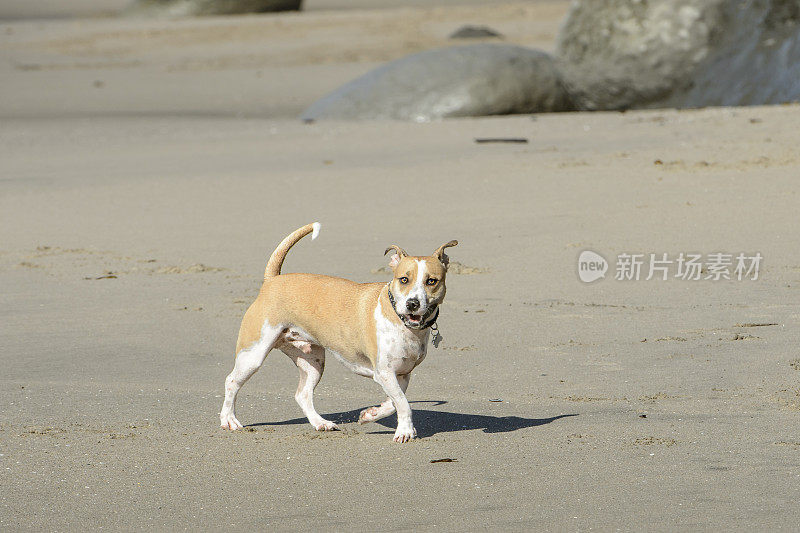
[578,250,762,283]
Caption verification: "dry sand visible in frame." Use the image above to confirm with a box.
[1,1,799,530]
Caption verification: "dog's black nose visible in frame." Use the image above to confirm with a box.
[406,298,420,312]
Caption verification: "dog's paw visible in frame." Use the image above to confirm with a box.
[220,413,243,431]
[313,420,339,432]
[358,406,381,425]
[393,425,417,443]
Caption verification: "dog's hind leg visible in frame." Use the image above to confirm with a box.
[283,345,339,431]
[358,374,409,425]
[219,322,282,430]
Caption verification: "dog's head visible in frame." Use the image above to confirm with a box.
[384,240,458,329]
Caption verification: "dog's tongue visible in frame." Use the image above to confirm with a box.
[408,314,421,322]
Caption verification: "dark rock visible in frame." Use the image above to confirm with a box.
[301,44,573,121]
[449,25,504,39]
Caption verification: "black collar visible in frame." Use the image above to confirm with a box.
[387,287,439,330]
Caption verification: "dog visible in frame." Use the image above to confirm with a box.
[219,222,457,443]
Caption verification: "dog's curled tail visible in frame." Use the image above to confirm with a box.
[264,222,321,278]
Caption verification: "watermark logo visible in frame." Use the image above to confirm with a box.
[578,250,608,283]
[578,251,762,283]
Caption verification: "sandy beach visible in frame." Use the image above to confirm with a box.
[2,1,799,530]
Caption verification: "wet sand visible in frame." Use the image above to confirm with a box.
[1,2,799,530]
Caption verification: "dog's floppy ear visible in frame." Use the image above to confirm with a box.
[432,240,458,269]
[384,245,408,269]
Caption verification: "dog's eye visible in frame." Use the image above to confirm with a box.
[426,278,438,286]
[399,277,409,284]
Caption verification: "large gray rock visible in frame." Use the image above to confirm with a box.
[660,0,800,108]
[301,44,573,121]
[124,0,301,17]
[555,0,726,111]
[556,0,800,110]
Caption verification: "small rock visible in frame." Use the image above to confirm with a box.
[449,25,503,39]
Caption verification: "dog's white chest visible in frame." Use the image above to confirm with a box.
[374,301,429,374]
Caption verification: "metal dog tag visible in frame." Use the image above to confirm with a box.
[431,323,443,348]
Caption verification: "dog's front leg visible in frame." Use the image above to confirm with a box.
[359,374,409,425]
[373,370,416,443]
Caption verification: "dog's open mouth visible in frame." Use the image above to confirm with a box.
[405,314,422,325]
[395,304,438,330]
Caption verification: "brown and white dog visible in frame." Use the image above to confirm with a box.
[219,222,458,443]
